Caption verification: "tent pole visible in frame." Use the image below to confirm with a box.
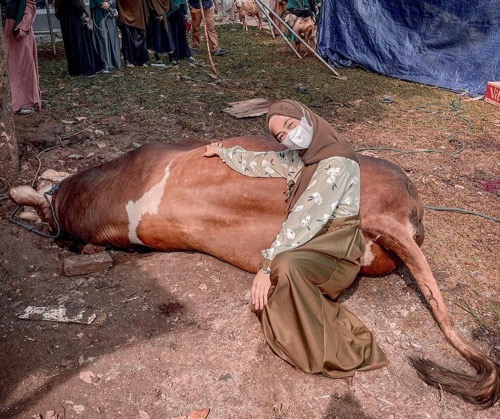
[44,0,56,56]
[259,1,275,39]
[254,1,302,58]
[254,0,345,80]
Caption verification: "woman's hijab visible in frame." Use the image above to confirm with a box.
[266,99,358,212]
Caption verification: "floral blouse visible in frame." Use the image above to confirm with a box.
[219,146,361,265]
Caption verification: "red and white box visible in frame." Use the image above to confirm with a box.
[484,81,500,107]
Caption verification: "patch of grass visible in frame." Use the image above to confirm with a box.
[38,25,498,146]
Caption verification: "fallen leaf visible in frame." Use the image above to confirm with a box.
[73,405,85,414]
[347,99,362,107]
[61,120,77,124]
[68,154,84,160]
[75,116,87,121]
[79,370,99,384]
[187,408,210,419]
[138,411,150,419]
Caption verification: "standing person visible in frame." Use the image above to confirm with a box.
[117,0,149,67]
[203,100,388,378]
[187,0,228,56]
[145,0,177,66]
[167,0,193,62]
[1,0,41,114]
[286,0,315,18]
[89,0,122,72]
[54,0,105,77]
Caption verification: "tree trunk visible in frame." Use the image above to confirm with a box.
[0,29,19,181]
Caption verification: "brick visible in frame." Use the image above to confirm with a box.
[62,252,113,277]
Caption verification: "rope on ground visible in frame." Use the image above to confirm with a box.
[417,98,472,152]
[357,99,472,156]
[354,137,464,155]
[0,176,10,201]
[417,99,473,136]
[8,187,61,238]
[424,205,499,222]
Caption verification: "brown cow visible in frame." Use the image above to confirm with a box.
[8,136,500,407]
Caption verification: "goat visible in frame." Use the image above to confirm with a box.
[233,0,263,32]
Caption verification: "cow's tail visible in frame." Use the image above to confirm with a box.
[365,217,499,408]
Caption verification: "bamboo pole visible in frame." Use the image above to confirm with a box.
[254,1,301,59]
[261,1,275,39]
[44,0,56,56]
[254,0,346,80]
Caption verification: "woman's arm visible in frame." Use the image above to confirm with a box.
[204,142,298,179]
[14,0,36,33]
[259,156,361,270]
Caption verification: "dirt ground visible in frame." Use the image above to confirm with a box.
[1,25,499,419]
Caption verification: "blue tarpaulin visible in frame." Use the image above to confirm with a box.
[317,0,500,95]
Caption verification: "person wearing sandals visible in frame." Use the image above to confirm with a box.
[89,0,122,72]
[1,0,41,114]
[145,0,178,66]
[203,99,388,379]
[187,0,228,56]
[117,0,149,67]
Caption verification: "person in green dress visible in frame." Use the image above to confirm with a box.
[286,0,316,18]
[203,100,388,378]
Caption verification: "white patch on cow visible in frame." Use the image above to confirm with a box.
[126,163,172,245]
[361,240,375,267]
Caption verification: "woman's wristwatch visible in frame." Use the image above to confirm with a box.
[260,267,271,274]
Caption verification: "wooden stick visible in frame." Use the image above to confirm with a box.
[200,5,218,75]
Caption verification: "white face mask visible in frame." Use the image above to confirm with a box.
[282,116,313,150]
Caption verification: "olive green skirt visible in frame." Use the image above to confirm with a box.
[261,217,389,378]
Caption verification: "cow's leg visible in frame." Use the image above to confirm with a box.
[9,185,53,225]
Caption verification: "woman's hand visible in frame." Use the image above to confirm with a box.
[102,1,110,10]
[252,270,272,311]
[202,141,224,157]
[14,29,27,39]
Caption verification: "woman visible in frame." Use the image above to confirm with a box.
[1,0,41,114]
[117,0,149,67]
[55,0,105,76]
[167,0,193,62]
[89,0,121,72]
[145,0,176,66]
[203,100,388,378]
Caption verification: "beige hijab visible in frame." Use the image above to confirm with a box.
[266,100,358,212]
